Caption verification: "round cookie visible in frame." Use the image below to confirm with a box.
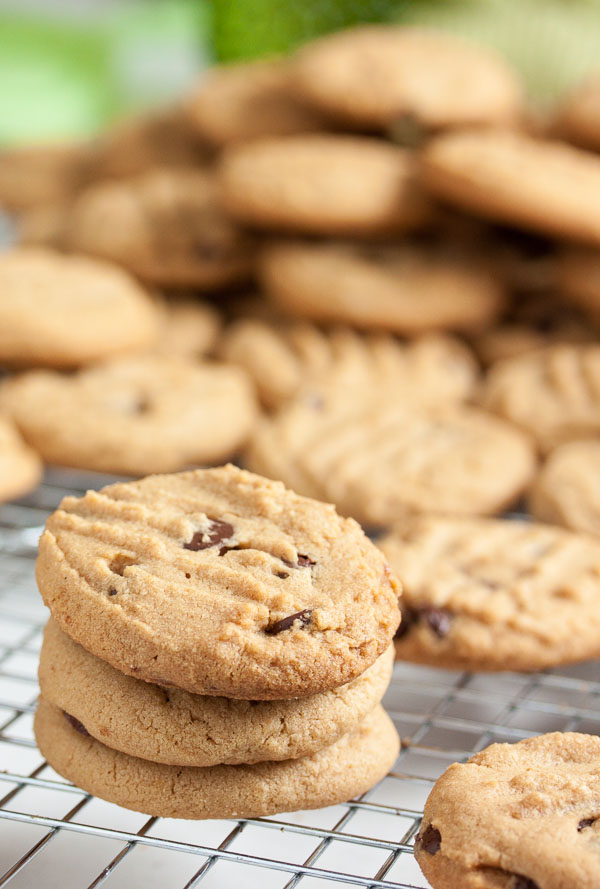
[64,168,255,289]
[259,240,505,334]
[481,344,600,454]
[0,416,42,503]
[221,321,478,410]
[0,357,256,475]
[558,246,600,320]
[291,25,522,133]
[152,298,221,360]
[35,699,398,820]
[185,60,327,146]
[554,72,600,152]
[380,515,600,672]
[219,135,431,236]
[0,247,159,368]
[420,130,600,245]
[415,732,600,889]
[247,396,535,528]
[36,465,400,699]
[39,619,394,766]
[529,440,600,537]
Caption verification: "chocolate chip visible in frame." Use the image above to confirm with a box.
[508,877,539,889]
[282,554,316,569]
[63,711,91,737]
[266,609,312,635]
[184,519,234,551]
[394,606,452,640]
[422,607,452,638]
[274,571,289,579]
[415,824,441,855]
[108,588,117,596]
[578,817,596,831]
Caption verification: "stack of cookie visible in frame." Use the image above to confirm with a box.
[34,465,400,819]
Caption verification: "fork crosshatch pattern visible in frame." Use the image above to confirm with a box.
[1,469,600,889]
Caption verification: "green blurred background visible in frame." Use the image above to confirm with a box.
[1,0,600,146]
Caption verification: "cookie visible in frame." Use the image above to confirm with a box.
[34,699,398,820]
[0,415,42,503]
[219,135,431,235]
[554,72,600,152]
[39,619,394,766]
[0,142,91,212]
[558,246,600,320]
[259,240,505,334]
[63,168,255,289]
[420,130,600,245]
[291,25,522,134]
[380,515,600,672]
[86,105,211,180]
[152,298,221,360]
[0,357,256,475]
[221,321,478,410]
[0,247,159,368]
[247,396,535,527]
[481,344,600,454]
[529,440,600,537]
[185,60,326,146]
[415,731,600,889]
[36,465,400,699]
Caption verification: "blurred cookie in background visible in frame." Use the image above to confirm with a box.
[290,26,523,136]
[185,60,328,147]
[481,343,600,453]
[0,247,159,368]
[558,245,600,320]
[61,168,256,290]
[529,440,600,537]
[219,135,432,236]
[554,71,600,152]
[421,129,600,245]
[0,356,257,476]
[152,298,222,361]
[259,239,505,334]
[0,415,42,503]
[221,321,478,410]
[0,143,92,214]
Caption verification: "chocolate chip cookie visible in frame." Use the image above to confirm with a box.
[35,698,399,820]
[36,465,400,698]
[381,515,600,671]
[0,247,159,368]
[39,619,394,766]
[290,25,522,134]
[0,357,256,475]
[415,731,600,889]
[259,240,505,334]
[421,130,600,245]
[219,134,431,235]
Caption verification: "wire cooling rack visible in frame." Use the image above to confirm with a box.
[1,469,600,888]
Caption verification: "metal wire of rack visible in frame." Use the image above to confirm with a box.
[1,469,600,888]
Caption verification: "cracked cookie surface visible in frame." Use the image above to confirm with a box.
[380,515,600,671]
[36,465,400,698]
[415,732,600,889]
[34,698,399,820]
[39,619,393,765]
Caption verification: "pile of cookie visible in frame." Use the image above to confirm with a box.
[33,465,400,819]
[1,21,600,886]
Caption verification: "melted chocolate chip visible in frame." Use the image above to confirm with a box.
[394,606,453,640]
[108,588,117,596]
[184,519,234,551]
[274,571,289,579]
[416,824,441,855]
[578,817,596,831]
[63,711,91,737]
[266,609,312,635]
[282,554,316,569]
[508,877,539,889]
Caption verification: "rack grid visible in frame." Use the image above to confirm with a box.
[1,468,599,888]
